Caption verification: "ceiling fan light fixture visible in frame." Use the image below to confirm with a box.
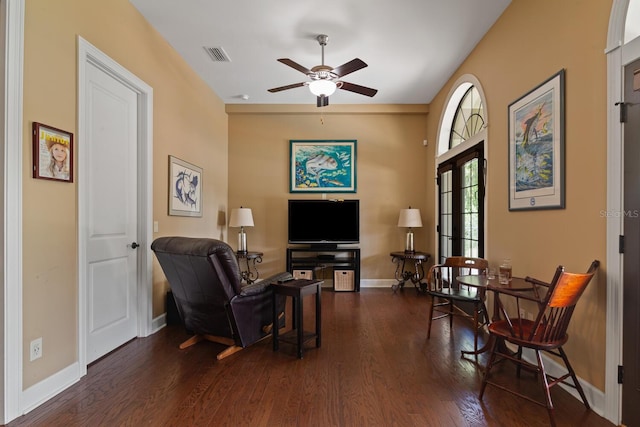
[309,80,337,97]
[269,34,376,104]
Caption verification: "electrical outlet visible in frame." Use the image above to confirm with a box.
[30,337,42,361]
[519,308,526,319]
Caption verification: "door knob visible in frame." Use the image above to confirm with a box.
[130,242,139,249]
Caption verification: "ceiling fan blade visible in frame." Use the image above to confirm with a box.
[317,95,329,108]
[277,58,312,75]
[339,81,378,97]
[332,58,367,78]
[268,82,306,93]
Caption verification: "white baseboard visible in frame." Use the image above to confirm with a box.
[151,313,167,333]
[20,317,168,418]
[319,279,396,289]
[21,362,81,415]
[361,279,398,288]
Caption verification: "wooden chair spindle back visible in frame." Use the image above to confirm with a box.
[529,261,599,343]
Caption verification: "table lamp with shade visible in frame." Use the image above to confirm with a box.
[229,207,254,253]
[397,207,423,253]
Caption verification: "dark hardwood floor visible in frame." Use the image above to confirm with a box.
[7,289,615,427]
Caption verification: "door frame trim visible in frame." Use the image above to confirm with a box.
[77,36,153,374]
[605,0,639,424]
[2,0,24,422]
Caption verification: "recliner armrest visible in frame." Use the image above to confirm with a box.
[239,272,294,296]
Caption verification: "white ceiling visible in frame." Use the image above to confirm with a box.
[129,0,511,106]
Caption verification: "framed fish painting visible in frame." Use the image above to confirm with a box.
[508,69,565,211]
[289,140,357,193]
[168,155,203,217]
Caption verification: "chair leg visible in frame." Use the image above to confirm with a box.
[427,296,435,339]
[515,346,524,377]
[448,301,454,329]
[480,302,490,333]
[481,301,489,324]
[179,334,235,350]
[535,350,557,427]
[558,347,590,409]
[472,303,480,355]
[179,335,204,349]
[216,345,243,360]
[479,336,499,399]
[179,334,244,361]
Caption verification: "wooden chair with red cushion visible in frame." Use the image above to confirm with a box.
[479,260,600,427]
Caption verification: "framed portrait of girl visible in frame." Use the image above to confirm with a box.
[32,122,74,183]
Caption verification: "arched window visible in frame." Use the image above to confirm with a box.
[450,86,485,148]
[436,77,487,263]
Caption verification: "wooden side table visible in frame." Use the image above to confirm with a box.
[236,251,263,284]
[272,279,323,359]
[390,251,431,293]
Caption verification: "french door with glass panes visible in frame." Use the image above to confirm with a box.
[437,144,484,264]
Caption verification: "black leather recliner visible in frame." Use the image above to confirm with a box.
[151,236,290,359]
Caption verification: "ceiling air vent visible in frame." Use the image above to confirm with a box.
[203,46,231,62]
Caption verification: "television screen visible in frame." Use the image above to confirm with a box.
[288,199,359,245]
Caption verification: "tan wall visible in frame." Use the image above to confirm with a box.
[22,0,228,388]
[227,104,431,280]
[425,0,611,389]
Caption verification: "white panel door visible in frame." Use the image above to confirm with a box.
[85,61,138,363]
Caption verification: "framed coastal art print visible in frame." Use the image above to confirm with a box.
[168,155,202,217]
[289,140,357,193]
[32,122,74,183]
[508,69,565,211]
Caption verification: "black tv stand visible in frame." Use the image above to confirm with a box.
[286,246,360,292]
[309,243,338,250]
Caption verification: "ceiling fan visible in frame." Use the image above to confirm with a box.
[268,34,378,107]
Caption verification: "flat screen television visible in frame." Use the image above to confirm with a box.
[288,199,359,247]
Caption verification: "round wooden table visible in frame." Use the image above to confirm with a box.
[456,275,539,320]
[455,275,541,356]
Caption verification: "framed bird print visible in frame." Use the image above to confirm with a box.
[289,140,357,193]
[168,155,202,217]
[508,70,565,211]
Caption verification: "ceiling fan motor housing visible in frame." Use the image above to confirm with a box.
[310,66,335,80]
